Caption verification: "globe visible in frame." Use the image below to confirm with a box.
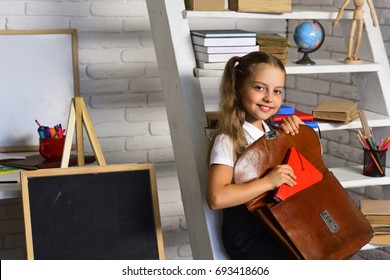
[293,20,325,65]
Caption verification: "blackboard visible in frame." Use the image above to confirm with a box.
[20,163,164,260]
[0,29,79,152]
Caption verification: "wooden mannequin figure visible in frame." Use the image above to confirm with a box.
[333,0,377,64]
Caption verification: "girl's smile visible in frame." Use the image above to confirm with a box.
[258,104,274,113]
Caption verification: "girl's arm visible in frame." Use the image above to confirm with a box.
[206,163,296,210]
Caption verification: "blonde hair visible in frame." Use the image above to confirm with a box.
[216,51,286,161]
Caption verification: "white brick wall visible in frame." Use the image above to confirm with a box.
[1,0,390,260]
[0,0,187,260]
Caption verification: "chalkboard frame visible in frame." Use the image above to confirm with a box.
[21,163,165,260]
[0,29,80,152]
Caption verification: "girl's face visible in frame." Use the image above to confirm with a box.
[239,64,285,131]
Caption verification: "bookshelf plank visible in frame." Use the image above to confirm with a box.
[184,9,354,20]
[330,166,390,189]
[194,59,382,77]
[317,111,390,131]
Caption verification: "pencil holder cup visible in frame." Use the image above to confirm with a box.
[363,148,387,177]
[39,137,65,159]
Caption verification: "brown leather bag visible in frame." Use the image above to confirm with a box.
[233,125,374,259]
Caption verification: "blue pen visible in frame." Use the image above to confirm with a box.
[37,126,45,139]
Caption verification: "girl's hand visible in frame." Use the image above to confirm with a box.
[279,115,304,136]
[265,164,297,190]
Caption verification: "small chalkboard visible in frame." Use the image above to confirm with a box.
[20,163,164,260]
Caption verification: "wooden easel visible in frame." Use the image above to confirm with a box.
[60,97,106,168]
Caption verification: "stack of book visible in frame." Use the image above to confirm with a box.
[312,100,359,123]
[185,0,225,11]
[256,34,291,65]
[273,105,318,129]
[191,29,259,70]
[228,0,292,14]
[360,200,390,245]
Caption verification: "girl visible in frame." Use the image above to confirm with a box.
[206,51,304,259]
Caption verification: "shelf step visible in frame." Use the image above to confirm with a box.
[184,9,354,20]
[361,243,386,250]
[317,110,390,132]
[194,59,382,77]
[286,59,382,74]
[330,165,390,189]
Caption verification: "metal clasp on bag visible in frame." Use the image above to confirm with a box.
[320,210,340,233]
[265,130,278,140]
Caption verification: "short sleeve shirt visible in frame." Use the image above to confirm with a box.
[209,121,270,167]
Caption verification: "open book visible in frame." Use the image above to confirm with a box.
[274,146,323,202]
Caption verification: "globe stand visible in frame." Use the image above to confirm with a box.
[295,52,316,65]
[293,19,325,66]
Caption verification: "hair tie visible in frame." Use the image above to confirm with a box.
[234,61,239,68]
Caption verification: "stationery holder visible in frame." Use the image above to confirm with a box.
[363,148,387,177]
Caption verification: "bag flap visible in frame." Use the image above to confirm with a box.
[270,173,374,259]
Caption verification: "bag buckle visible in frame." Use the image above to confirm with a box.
[320,210,340,233]
[265,130,278,140]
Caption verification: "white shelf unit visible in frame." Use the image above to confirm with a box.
[146,0,390,259]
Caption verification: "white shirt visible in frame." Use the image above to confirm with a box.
[209,121,271,167]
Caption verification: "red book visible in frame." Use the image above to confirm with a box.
[274,146,323,202]
[273,109,314,122]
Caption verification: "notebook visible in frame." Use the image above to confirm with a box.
[276,105,295,115]
[274,146,323,202]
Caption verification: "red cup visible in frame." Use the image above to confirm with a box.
[39,137,65,159]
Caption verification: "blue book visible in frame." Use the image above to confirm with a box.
[273,120,319,129]
[303,121,319,129]
[277,105,295,115]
